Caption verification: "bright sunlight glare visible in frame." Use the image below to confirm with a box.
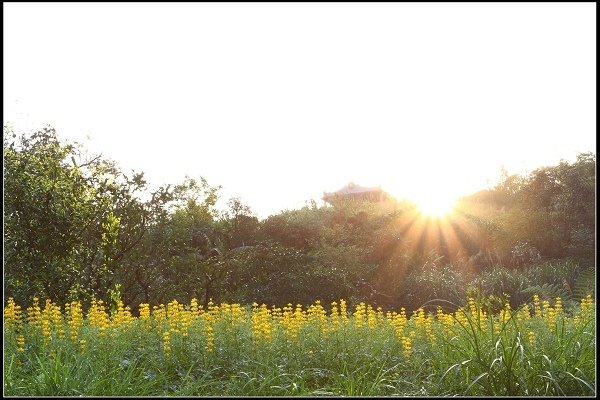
[412,195,458,218]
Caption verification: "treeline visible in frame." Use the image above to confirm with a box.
[3,126,596,312]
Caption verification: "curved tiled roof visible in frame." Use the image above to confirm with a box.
[322,182,387,202]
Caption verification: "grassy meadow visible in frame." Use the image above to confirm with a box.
[3,295,596,396]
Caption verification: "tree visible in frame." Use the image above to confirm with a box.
[3,126,173,306]
[4,126,106,304]
[118,176,229,307]
[499,153,595,262]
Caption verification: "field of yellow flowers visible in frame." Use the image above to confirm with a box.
[3,295,596,396]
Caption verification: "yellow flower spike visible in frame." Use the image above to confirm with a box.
[424,316,435,343]
[542,300,550,317]
[3,298,23,330]
[401,335,413,359]
[365,304,375,325]
[52,304,65,339]
[519,304,531,321]
[154,304,166,322]
[42,318,52,344]
[139,303,150,320]
[386,311,393,323]
[555,297,563,314]
[468,297,477,315]
[68,301,84,341]
[16,334,25,352]
[162,331,171,354]
[493,320,501,336]
[27,297,42,329]
[190,298,199,318]
[533,294,540,316]
[339,299,348,320]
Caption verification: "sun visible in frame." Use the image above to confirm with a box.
[412,195,458,218]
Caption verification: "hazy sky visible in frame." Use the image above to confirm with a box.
[4,3,596,219]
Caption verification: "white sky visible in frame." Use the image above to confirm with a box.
[3,3,596,219]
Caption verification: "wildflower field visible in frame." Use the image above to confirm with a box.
[3,295,596,396]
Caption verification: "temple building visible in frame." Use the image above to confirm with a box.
[322,182,389,205]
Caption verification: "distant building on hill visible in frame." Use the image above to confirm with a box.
[322,182,390,205]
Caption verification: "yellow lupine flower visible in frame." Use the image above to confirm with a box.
[339,299,348,321]
[354,302,366,329]
[401,335,413,358]
[180,308,192,337]
[67,301,84,341]
[454,309,468,327]
[26,297,42,329]
[205,323,215,353]
[491,316,500,336]
[282,303,302,340]
[251,304,273,343]
[139,303,151,320]
[392,307,408,338]
[516,304,531,321]
[230,303,244,325]
[153,304,166,322]
[88,298,110,336]
[542,300,550,317]
[580,294,594,322]
[3,298,23,330]
[555,297,563,314]
[190,298,199,318]
[424,314,435,343]
[413,308,426,331]
[467,297,477,315]
[42,317,52,344]
[207,299,219,321]
[16,334,25,352]
[436,307,454,335]
[330,301,340,333]
[162,331,171,354]
[366,305,377,330]
[533,294,540,316]
[499,303,511,325]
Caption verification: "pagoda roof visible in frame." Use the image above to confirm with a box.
[323,182,384,198]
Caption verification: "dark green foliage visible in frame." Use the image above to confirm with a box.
[488,153,595,262]
[572,268,595,301]
[521,283,572,307]
[399,261,471,313]
[469,266,532,309]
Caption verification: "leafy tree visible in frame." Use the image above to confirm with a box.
[4,126,108,304]
[217,197,260,249]
[495,153,595,262]
[118,176,224,306]
[4,126,172,306]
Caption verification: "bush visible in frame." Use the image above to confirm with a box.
[398,254,472,313]
[468,266,531,309]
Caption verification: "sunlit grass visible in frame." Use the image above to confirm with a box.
[3,295,595,396]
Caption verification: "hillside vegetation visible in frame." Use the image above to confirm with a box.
[4,126,596,312]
